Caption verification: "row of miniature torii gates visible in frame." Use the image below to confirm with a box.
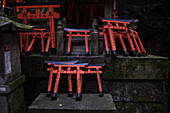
[16,1,146,56]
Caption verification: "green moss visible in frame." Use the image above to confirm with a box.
[13,21,33,29]
[120,58,169,80]
[0,15,33,30]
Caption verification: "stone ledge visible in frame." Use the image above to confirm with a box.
[28,93,116,113]
[23,54,168,59]
[0,75,25,94]
[21,55,169,80]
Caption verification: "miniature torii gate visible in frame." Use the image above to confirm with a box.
[99,17,135,55]
[99,17,146,56]
[15,3,61,54]
[64,28,92,56]
[45,60,79,97]
[45,61,104,101]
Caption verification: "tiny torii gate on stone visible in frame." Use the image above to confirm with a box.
[45,60,104,101]
[64,28,93,56]
[15,3,61,54]
[99,17,146,56]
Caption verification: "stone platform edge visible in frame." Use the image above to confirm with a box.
[0,75,25,94]
[28,93,116,113]
[21,54,169,80]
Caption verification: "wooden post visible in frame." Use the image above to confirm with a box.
[56,20,64,56]
[91,18,98,56]
[104,0,113,18]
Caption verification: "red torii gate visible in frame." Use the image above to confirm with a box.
[64,28,92,56]
[99,17,146,56]
[45,60,79,97]
[45,61,104,101]
[16,3,61,54]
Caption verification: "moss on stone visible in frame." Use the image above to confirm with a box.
[21,55,168,80]
[0,15,33,30]
[116,103,164,113]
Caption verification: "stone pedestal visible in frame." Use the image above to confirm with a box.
[0,30,26,113]
[56,20,64,56]
[0,75,26,113]
[0,15,32,113]
[28,93,116,113]
[91,18,99,56]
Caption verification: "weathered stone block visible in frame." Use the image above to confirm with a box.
[28,93,116,113]
[102,81,165,103]
[0,32,21,84]
[115,103,165,113]
[7,86,26,113]
[0,96,8,113]
[56,21,64,56]
[10,49,20,60]
[24,78,165,103]
[70,40,91,56]
[103,55,169,80]
[0,75,26,113]
[91,30,99,56]
[21,55,169,80]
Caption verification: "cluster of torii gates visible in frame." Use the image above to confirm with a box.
[1,0,147,101]
[1,0,146,56]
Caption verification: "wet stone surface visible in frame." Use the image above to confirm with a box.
[28,93,116,113]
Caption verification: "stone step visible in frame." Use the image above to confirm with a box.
[65,40,91,56]
[28,93,116,113]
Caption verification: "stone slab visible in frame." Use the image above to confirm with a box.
[28,93,116,113]
[0,86,26,113]
[0,75,26,113]
[0,75,25,94]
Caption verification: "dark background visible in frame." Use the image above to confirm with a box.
[117,0,170,58]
